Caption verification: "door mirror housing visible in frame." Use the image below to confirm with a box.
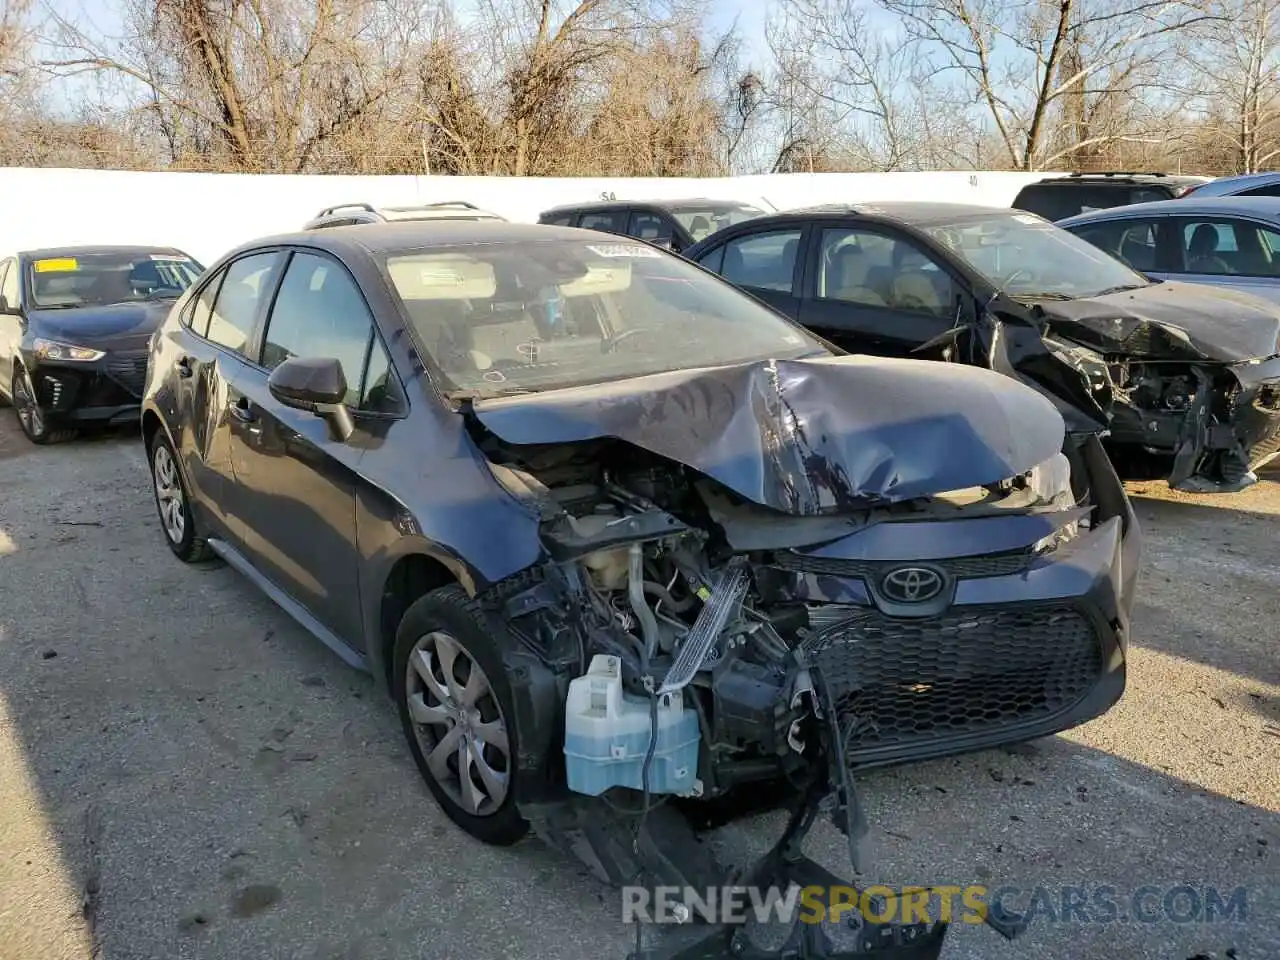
[0,294,18,315]
[267,355,355,441]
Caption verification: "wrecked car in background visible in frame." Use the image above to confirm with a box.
[142,222,1141,958]
[683,202,1280,493]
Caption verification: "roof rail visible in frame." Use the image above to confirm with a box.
[1066,171,1168,178]
[315,202,377,217]
[382,201,482,212]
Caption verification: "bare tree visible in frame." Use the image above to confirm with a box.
[1179,0,1280,172]
[40,0,425,172]
[871,0,1217,170]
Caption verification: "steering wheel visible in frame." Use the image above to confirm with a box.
[604,327,657,353]
[998,267,1033,291]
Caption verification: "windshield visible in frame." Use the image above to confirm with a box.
[382,238,825,398]
[918,213,1150,300]
[670,204,766,243]
[26,251,203,309]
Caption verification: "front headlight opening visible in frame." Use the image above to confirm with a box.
[33,338,104,362]
[1025,452,1082,556]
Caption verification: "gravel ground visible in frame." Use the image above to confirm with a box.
[0,418,1276,960]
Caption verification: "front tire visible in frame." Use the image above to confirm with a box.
[11,367,76,444]
[149,429,214,562]
[393,585,528,846]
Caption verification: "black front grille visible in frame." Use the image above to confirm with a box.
[774,547,1032,581]
[104,355,148,398]
[805,604,1104,760]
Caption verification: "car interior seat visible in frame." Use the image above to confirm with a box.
[129,260,164,295]
[827,243,886,305]
[1187,223,1232,274]
[721,244,745,280]
[891,244,948,314]
[778,238,798,289]
[688,216,712,241]
[86,269,136,305]
[1118,231,1156,271]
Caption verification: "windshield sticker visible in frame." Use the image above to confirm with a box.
[586,243,661,259]
[33,257,79,272]
[150,254,193,262]
[1012,214,1044,225]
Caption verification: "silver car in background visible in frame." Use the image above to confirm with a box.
[1057,196,1280,305]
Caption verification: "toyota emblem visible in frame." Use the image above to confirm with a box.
[880,566,945,603]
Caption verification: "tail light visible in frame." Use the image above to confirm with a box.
[1172,184,1200,198]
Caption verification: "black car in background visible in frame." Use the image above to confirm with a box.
[0,245,204,443]
[140,221,1136,939]
[682,202,1280,492]
[1011,172,1208,221]
[537,198,766,253]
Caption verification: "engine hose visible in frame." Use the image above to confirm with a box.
[642,579,695,612]
[628,543,661,662]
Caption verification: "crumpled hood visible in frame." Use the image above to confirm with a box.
[471,354,1065,515]
[27,301,172,351]
[1038,280,1280,363]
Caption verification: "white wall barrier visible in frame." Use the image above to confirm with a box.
[0,167,1060,267]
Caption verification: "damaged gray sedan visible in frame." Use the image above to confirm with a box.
[143,222,1142,958]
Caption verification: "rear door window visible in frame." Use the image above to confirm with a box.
[578,210,627,233]
[1069,218,1162,272]
[712,229,803,294]
[204,252,284,356]
[627,211,676,247]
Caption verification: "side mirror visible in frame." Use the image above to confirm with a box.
[0,295,17,315]
[267,356,355,442]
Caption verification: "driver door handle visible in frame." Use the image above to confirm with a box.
[229,396,257,424]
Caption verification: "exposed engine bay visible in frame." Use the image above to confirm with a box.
[469,426,1084,959]
[1030,287,1280,493]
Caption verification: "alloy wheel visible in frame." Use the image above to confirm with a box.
[151,443,186,544]
[405,630,512,816]
[12,369,44,437]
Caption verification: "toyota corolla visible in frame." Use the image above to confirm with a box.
[140,221,1140,957]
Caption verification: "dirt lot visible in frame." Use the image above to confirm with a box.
[0,417,1277,960]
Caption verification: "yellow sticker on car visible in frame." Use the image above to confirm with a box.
[33,257,79,272]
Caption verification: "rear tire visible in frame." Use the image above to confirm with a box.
[393,585,528,846]
[148,429,214,563]
[11,367,77,444]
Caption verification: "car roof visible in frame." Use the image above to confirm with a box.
[1022,172,1207,187]
[1056,195,1280,225]
[224,220,609,260]
[540,197,758,215]
[1186,171,1280,196]
[17,244,190,260]
[740,201,1022,227]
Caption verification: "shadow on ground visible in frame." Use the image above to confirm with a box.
[0,423,1276,960]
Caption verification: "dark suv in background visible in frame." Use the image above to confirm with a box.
[537,198,766,253]
[1012,172,1209,221]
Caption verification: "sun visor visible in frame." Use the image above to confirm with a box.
[558,262,632,297]
[388,256,497,300]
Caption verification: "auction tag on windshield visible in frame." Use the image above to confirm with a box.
[33,257,79,272]
[586,243,661,259]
